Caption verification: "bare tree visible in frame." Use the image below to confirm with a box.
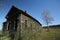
[41,9,54,31]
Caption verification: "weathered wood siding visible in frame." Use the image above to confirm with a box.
[20,14,42,40]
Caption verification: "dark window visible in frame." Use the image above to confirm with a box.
[25,20,27,29]
[8,21,11,30]
[14,19,18,31]
[30,22,32,30]
[8,25,9,30]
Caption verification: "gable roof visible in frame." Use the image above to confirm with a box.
[6,6,42,26]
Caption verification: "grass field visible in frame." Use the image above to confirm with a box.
[40,28,60,40]
[0,28,60,40]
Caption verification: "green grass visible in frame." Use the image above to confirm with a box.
[40,28,60,40]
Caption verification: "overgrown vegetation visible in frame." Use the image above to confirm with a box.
[0,28,60,40]
[0,30,11,40]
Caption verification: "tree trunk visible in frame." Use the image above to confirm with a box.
[47,23,49,32]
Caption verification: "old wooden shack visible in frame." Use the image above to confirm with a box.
[3,6,42,40]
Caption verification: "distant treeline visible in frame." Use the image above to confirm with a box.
[43,24,60,29]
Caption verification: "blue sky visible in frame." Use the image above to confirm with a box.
[0,0,60,30]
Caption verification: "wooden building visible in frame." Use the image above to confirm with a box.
[3,6,42,40]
